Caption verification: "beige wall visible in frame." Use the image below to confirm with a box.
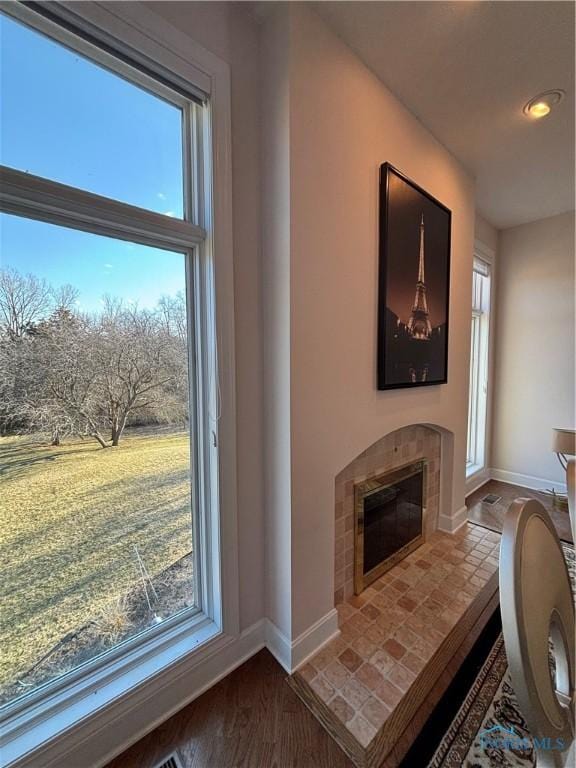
[149,1,265,630]
[492,211,575,487]
[260,8,292,638]
[288,5,476,637]
[475,213,499,253]
[148,2,479,646]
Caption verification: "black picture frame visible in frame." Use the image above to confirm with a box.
[377,163,452,390]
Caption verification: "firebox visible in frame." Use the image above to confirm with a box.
[353,461,425,594]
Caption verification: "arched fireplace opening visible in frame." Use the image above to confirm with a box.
[334,424,454,604]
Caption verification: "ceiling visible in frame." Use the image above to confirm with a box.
[313,1,575,229]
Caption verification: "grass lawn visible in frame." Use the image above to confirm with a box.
[0,430,193,694]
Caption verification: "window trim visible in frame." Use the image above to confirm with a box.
[0,167,207,249]
[466,241,495,480]
[467,310,483,468]
[0,2,238,765]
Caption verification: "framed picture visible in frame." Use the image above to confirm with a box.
[377,163,451,390]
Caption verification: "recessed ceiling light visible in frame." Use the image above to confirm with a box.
[523,90,565,119]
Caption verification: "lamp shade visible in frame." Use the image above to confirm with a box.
[552,428,576,456]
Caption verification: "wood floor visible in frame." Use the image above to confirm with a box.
[106,649,353,768]
[466,479,573,544]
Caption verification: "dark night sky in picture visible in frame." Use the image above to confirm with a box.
[385,173,450,328]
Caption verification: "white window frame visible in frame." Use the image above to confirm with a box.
[466,246,493,479]
[0,3,238,766]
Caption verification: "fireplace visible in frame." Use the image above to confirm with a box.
[353,460,425,594]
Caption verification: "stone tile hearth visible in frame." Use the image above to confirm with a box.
[290,523,501,768]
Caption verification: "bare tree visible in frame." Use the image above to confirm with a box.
[0,337,23,435]
[51,283,79,314]
[4,311,108,447]
[93,302,188,446]
[0,267,52,339]
[157,292,187,343]
[1,268,189,447]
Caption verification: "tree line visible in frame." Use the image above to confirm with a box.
[0,267,189,447]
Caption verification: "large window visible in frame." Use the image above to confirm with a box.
[0,5,216,717]
[466,257,492,475]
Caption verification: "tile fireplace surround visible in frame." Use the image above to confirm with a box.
[335,426,441,604]
[290,523,501,768]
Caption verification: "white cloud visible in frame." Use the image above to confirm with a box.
[164,210,176,218]
[157,192,166,200]
[104,263,113,269]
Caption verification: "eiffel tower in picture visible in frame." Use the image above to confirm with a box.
[407,214,432,340]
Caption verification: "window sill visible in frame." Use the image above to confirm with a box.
[466,462,485,479]
[2,613,227,767]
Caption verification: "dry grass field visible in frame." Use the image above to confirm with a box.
[0,430,193,695]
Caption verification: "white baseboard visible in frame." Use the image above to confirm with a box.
[265,608,340,672]
[465,467,491,497]
[94,620,267,767]
[291,609,339,670]
[264,618,292,672]
[91,621,266,768]
[10,608,341,768]
[490,468,567,495]
[438,505,468,534]
[14,621,266,768]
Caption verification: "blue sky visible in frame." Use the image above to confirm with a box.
[0,213,186,313]
[0,12,186,312]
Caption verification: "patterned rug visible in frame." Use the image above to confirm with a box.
[427,544,575,768]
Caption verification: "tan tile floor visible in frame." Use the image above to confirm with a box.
[294,523,501,749]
